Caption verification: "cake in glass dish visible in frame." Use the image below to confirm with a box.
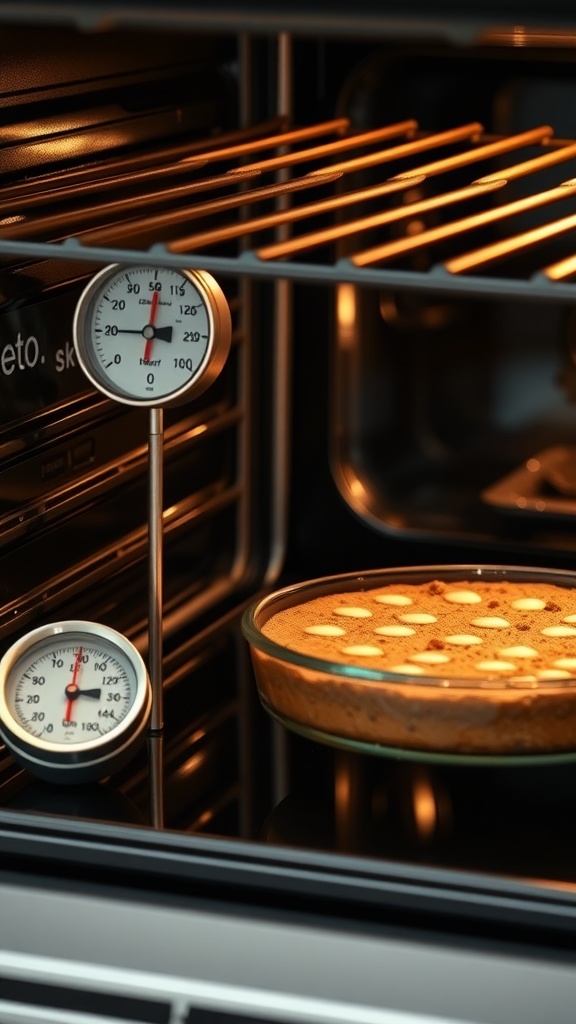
[242,565,576,762]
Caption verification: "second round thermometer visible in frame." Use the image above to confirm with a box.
[0,621,152,783]
[73,264,231,407]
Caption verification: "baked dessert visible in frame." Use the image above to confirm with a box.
[245,570,576,757]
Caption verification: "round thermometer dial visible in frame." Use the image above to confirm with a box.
[0,621,152,783]
[73,264,231,407]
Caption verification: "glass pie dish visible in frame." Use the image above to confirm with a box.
[241,564,576,765]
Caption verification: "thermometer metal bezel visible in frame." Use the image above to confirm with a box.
[72,263,232,408]
[0,620,152,782]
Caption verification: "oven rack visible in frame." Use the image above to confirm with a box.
[3,117,576,303]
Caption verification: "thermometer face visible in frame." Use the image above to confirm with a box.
[0,621,152,783]
[73,264,231,407]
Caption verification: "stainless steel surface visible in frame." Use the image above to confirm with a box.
[2,878,576,1024]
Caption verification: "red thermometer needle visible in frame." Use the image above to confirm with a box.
[144,288,160,362]
[64,646,83,724]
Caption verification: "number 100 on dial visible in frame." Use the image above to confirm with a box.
[73,265,232,407]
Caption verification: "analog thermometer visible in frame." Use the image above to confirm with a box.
[0,621,152,783]
[72,264,231,407]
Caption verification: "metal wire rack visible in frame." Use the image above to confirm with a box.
[3,116,576,301]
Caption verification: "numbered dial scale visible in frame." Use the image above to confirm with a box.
[73,264,232,407]
[0,621,152,783]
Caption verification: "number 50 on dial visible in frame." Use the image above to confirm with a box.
[73,264,232,407]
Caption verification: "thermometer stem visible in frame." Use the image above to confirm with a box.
[148,407,164,733]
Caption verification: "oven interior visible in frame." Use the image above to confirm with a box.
[2,9,576,895]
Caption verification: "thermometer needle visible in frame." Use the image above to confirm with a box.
[64,647,83,724]
[144,288,160,361]
[116,326,173,341]
[65,687,102,700]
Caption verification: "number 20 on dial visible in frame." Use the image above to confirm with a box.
[73,265,232,407]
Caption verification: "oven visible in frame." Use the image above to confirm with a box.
[2,2,576,1022]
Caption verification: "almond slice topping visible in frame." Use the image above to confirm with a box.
[476,660,517,672]
[471,616,510,629]
[374,624,415,637]
[304,624,346,636]
[373,593,413,606]
[408,652,451,664]
[498,645,539,658]
[540,625,576,637]
[537,668,572,680]
[341,644,383,656]
[511,598,546,610]
[333,606,372,618]
[444,634,483,645]
[444,590,482,604]
[398,613,437,624]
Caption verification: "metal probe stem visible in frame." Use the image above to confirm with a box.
[148,407,164,734]
[148,733,164,829]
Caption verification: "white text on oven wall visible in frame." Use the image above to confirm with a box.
[0,335,75,375]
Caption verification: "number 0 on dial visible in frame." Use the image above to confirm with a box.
[73,264,232,407]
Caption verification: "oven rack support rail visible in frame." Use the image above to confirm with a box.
[2,240,575,305]
[4,117,576,304]
[1,1,576,43]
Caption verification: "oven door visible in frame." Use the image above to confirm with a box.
[2,803,576,1024]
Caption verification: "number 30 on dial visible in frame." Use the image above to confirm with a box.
[73,264,232,407]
